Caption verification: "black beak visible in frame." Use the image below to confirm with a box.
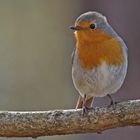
[69,25,80,31]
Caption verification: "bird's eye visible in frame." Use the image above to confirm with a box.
[90,24,96,29]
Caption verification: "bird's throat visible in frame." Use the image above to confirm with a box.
[75,30,124,70]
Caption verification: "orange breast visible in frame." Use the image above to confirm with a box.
[75,29,124,70]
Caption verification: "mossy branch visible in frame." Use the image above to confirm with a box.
[0,100,140,138]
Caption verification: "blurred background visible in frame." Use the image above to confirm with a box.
[0,0,139,140]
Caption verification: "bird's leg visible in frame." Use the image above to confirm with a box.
[107,94,114,106]
[76,96,83,109]
[107,94,116,108]
[82,94,89,114]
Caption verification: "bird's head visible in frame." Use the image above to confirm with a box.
[70,11,112,43]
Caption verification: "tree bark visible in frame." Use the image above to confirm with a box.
[0,100,140,138]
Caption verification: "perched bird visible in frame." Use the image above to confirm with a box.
[70,11,128,113]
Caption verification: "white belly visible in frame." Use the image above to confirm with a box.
[72,52,127,98]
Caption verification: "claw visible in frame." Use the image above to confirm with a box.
[82,105,88,115]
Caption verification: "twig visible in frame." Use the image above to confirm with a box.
[0,99,140,138]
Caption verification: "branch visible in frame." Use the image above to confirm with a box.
[0,100,140,138]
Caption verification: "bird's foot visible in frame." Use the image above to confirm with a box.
[82,105,89,115]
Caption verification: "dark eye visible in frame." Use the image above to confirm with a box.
[90,24,96,29]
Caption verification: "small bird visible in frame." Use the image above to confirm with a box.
[70,11,128,113]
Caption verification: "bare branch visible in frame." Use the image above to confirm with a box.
[0,100,140,138]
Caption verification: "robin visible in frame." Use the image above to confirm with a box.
[70,11,128,113]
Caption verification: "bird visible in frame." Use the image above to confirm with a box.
[70,11,128,113]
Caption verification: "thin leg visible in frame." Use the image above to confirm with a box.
[86,96,94,109]
[82,94,89,114]
[107,94,118,109]
[76,95,94,110]
[76,96,83,109]
[107,94,114,106]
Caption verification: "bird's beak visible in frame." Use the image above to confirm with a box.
[69,25,80,31]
